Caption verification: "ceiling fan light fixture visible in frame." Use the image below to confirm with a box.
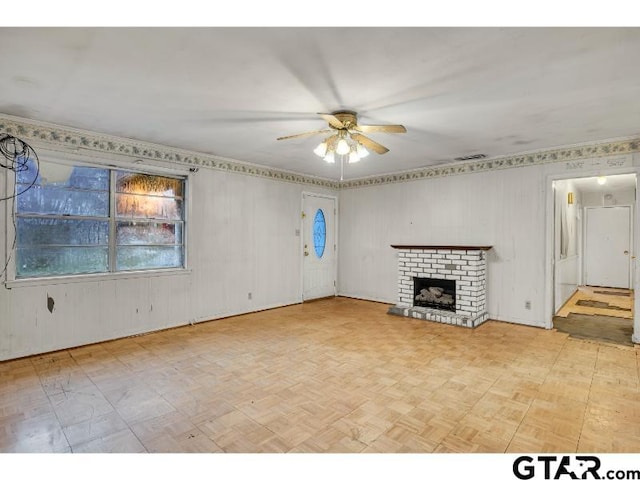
[336,138,350,155]
[348,150,360,164]
[313,141,328,157]
[276,110,406,171]
[323,151,335,164]
[356,143,369,158]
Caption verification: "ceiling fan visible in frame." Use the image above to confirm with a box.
[276,110,406,164]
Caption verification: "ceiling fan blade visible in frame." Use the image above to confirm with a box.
[350,133,390,154]
[318,113,345,129]
[354,124,407,134]
[277,129,332,141]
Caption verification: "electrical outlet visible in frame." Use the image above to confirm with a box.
[248,292,252,300]
[525,300,531,310]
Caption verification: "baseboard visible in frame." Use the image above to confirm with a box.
[337,293,394,305]
[192,300,304,324]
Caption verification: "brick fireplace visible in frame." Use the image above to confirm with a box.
[387,245,492,328]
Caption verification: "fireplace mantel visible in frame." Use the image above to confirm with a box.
[391,245,493,251]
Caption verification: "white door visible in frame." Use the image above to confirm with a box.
[584,206,631,288]
[302,193,336,300]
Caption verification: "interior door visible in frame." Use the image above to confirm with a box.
[302,193,336,300]
[584,206,631,288]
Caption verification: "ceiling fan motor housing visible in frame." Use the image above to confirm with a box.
[330,110,358,129]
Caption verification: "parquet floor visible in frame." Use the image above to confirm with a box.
[556,286,633,319]
[1,297,640,453]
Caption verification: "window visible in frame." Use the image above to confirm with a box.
[313,208,326,258]
[15,159,185,279]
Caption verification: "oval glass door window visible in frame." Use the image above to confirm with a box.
[313,209,326,258]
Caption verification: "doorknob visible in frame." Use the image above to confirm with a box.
[624,250,629,255]
[304,252,309,256]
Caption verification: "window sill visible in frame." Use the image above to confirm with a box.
[4,268,192,289]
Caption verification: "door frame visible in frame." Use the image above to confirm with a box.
[583,205,633,288]
[544,166,639,343]
[300,191,338,301]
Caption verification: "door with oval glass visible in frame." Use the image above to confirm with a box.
[302,193,337,300]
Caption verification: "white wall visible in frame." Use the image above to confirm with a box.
[553,179,581,311]
[0,148,333,361]
[582,188,635,207]
[338,166,547,327]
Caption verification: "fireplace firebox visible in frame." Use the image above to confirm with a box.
[413,277,456,312]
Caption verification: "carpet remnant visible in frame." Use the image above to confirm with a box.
[575,299,632,311]
[553,313,633,347]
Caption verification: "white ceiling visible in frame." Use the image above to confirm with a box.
[1,27,639,180]
[570,173,636,193]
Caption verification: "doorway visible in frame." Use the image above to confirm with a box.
[551,174,636,346]
[302,192,337,301]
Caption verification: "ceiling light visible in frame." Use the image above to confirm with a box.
[323,151,335,164]
[356,143,369,159]
[278,110,406,172]
[336,138,350,155]
[597,176,607,185]
[313,141,328,157]
[307,123,380,168]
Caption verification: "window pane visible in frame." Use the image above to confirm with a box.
[116,172,183,197]
[17,161,109,191]
[16,247,108,278]
[15,158,39,186]
[117,221,182,245]
[17,185,109,217]
[17,218,109,246]
[116,246,183,271]
[64,166,110,190]
[116,193,182,220]
[313,209,326,258]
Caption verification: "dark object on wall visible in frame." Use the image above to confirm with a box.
[0,133,40,201]
[0,133,37,172]
[47,294,55,313]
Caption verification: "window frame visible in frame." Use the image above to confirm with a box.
[4,153,191,287]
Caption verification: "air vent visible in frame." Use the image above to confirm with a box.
[454,153,487,161]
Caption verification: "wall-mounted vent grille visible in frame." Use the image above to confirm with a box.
[454,153,487,161]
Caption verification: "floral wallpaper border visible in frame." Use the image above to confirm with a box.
[0,114,340,189]
[2,114,638,190]
[340,139,640,189]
